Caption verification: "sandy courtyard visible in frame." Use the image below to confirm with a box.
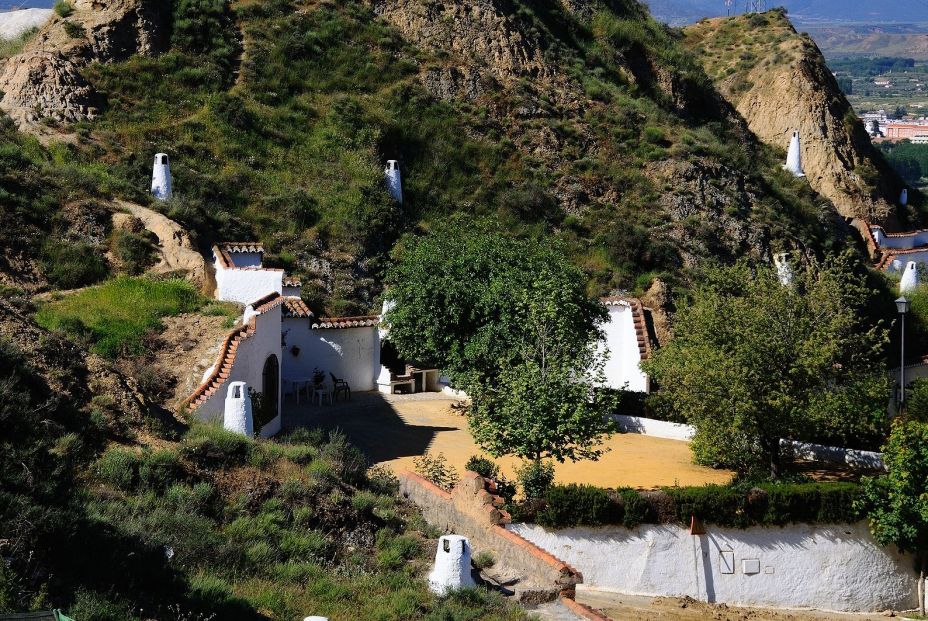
[285,392,732,489]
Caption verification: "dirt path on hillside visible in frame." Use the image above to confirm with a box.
[575,592,894,621]
[112,200,211,292]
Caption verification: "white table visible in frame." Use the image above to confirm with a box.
[283,377,313,404]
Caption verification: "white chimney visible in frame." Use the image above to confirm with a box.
[784,131,805,178]
[900,261,919,293]
[428,535,476,596]
[901,188,908,206]
[151,152,173,200]
[773,252,794,286]
[224,381,254,437]
[385,160,402,204]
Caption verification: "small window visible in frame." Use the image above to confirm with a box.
[460,540,466,554]
[442,539,450,553]
[161,155,169,165]
[232,385,241,398]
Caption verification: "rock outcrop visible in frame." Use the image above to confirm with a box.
[0,0,167,129]
[683,10,906,226]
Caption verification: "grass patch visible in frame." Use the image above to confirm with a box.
[35,276,202,357]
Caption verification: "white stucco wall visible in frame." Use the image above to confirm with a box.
[227,251,264,268]
[508,522,917,612]
[613,414,694,441]
[874,229,928,250]
[214,257,283,305]
[282,318,380,392]
[887,250,928,273]
[601,304,648,393]
[196,307,282,437]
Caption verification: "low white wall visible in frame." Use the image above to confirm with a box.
[878,230,928,250]
[508,522,917,612]
[613,414,694,441]
[197,308,282,437]
[282,318,380,392]
[615,415,884,469]
[601,304,648,393]
[214,258,283,305]
[888,250,928,273]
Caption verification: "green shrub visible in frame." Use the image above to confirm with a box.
[112,229,156,275]
[413,451,458,492]
[472,550,495,570]
[536,484,620,528]
[516,461,555,499]
[63,20,85,39]
[527,482,862,529]
[319,430,367,485]
[619,488,650,528]
[464,455,499,479]
[182,425,253,467]
[40,240,109,289]
[95,447,140,491]
[351,490,378,515]
[280,529,331,562]
[137,449,184,491]
[67,589,135,621]
[53,0,73,17]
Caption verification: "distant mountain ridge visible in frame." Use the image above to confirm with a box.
[643,0,928,25]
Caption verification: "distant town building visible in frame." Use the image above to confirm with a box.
[883,120,928,141]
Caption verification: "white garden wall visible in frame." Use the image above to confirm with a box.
[508,522,917,612]
[196,307,282,437]
[601,303,648,393]
[613,414,694,441]
[282,318,380,392]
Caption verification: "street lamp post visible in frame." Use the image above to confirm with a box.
[896,296,911,408]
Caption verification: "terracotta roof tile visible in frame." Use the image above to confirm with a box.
[184,318,257,411]
[249,292,285,314]
[282,296,313,318]
[221,242,265,253]
[311,315,380,329]
[283,277,302,287]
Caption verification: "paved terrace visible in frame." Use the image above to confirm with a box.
[283,391,732,489]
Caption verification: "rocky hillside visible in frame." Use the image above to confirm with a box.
[682,10,912,228]
[0,0,165,131]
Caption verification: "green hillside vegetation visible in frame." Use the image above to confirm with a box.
[44,0,838,312]
[0,334,527,620]
[35,277,205,358]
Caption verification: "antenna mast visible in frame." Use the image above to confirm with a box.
[744,0,766,12]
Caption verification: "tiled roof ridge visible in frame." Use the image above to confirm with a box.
[184,318,257,412]
[283,276,302,287]
[311,315,380,329]
[248,291,285,315]
[601,296,651,361]
[221,241,265,252]
[282,296,313,318]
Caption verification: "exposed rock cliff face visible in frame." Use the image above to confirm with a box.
[0,0,167,129]
[683,11,905,227]
[370,0,824,267]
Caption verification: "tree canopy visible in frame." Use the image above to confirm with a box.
[859,418,928,614]
[644,256,887,477]
[384,217,616,463]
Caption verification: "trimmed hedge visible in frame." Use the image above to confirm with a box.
[529,481,862,530]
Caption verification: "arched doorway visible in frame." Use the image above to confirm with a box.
[259,354,279,430]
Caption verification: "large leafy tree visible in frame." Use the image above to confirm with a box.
[858,419,928,615]
[384,217,615,463]
[644,256,887,478]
